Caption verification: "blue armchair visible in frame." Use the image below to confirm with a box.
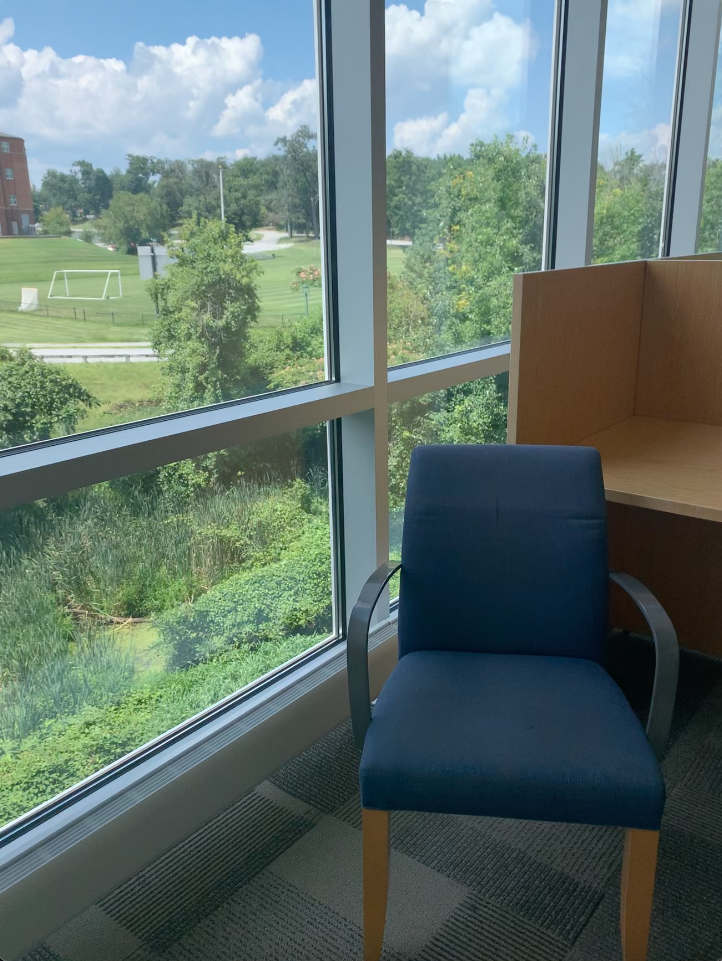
[348,445,678,961]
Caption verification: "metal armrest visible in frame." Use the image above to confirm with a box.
[609,571,679,760]
[347,561,401,751]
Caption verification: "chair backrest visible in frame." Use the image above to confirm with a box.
[398,445,608,662]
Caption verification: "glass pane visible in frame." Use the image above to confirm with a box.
[0,425,333,831]
[0,3,326,452]
[699,36,722,253]
[385,0,556,365]
[593,0,683,263]
[388,373,508,595]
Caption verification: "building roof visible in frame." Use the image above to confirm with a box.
[0,132,24,141]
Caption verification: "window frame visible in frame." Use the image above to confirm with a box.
[0,0,716,952]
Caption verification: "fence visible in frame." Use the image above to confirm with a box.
[0,299,154,326]
[0,300,307,329]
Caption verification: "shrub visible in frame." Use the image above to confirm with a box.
[0,348,98,448]
[40,207,72,236]
[158,519,331,669]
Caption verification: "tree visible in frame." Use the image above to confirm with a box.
[40,207,72,236]
[99,191,168,251]
[274,126,320,238]
[71,160,113,215]
[150,219,261,410]
[37,170,81,216]
[592,149,666,263]
[697,157,722,253]
[386,149,443,239]
[0,348,97,448]
[402,136,546,351]
[156,159,189,225]
[180,159,223,222]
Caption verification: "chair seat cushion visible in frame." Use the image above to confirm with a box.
[360,651,665,830]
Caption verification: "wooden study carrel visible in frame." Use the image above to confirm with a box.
[508,257,722,657]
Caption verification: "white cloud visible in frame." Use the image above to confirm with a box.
[598,121,672,163]
[386,0,534,90]
[265,77,317,128]
[394,86,511,155]
[386,0,537,156]
[604,0,680,80]
[212,80,265,137]
[0,16,318,179]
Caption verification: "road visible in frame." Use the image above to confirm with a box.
[26,344,159,363]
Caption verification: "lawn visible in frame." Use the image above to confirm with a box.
[0,236,326,343]
[68,362,165,433]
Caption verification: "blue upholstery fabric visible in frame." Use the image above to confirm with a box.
[360,651,665,830]
[398,445,609,662]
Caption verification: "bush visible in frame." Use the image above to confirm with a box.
[40,206,72,236]
[158,519,331,669]
[0,348,98,448]
[0,634,319,826]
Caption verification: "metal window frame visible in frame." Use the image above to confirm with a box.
[662,0,722,257]
[6,0,717,951]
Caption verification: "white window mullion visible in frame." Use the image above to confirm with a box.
[663,0,722,257]
[545,0,608,269]
[330,0,388,625]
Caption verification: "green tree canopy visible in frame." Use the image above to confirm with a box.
[274,126,319,238]
[0,348,97,448]
[99,191,168,250]
[150,219,261,410]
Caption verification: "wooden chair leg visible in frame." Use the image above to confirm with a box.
[620,828,660,961]
[363,808,390,961]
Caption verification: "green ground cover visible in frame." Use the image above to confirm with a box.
[0,471,333,825]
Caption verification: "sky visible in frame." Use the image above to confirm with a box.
[0,0,692,186]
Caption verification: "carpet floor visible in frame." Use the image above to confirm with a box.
[21,636,722,961]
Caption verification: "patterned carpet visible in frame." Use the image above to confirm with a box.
[21,636,722,961]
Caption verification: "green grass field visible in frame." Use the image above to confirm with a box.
[0,236,334,344]
[0,236,410,434]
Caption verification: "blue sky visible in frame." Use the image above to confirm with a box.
[0,0,689,185]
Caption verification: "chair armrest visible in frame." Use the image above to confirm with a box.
[609,571,679,761]
[347,561,402,751]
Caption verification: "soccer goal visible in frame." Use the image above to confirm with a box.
[48,269,123,301]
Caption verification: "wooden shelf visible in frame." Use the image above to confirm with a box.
[576,416,722,523]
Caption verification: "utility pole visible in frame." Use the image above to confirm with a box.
[219,165,226,222]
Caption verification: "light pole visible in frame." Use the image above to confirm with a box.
[219,165,226,222]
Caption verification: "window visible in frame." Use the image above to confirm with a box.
[0,425,335,829]
[699,33,722,253]
[385,0,556,364]
[4,168,12,180]
[8,194,16,205]
[0,0,714,916]
[0,2,327,451]
[593,0,684,263]
[0,141,8,153]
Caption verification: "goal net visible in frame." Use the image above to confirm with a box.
[48,270,123,301]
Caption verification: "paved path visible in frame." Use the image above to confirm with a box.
[29,344,158,363]
[243,229,294,254]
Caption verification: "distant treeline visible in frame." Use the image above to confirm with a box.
[33,126,320,242]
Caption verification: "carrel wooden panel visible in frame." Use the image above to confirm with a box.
[635,260,722,426]
[509,261,645,445]
[608,502,722,658]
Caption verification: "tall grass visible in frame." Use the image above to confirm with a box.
[0,473,328,744]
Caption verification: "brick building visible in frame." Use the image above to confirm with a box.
[0,132,35,236]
